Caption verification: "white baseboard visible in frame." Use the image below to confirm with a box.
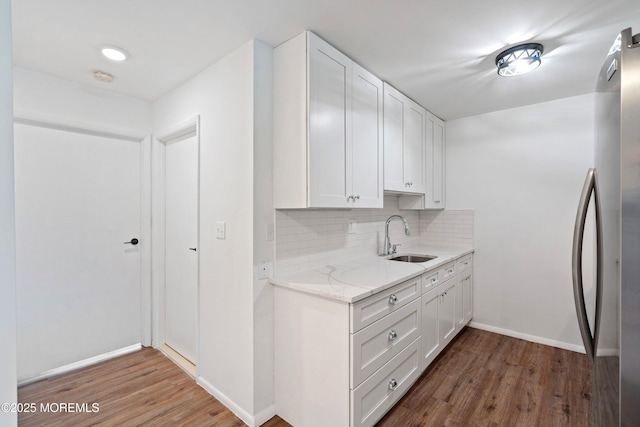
[468,322,620,357]
[253,405,277,426]
[196,377,276,427]
[468,322,587,354]
[197,376,253,426]
[18,343,142,387]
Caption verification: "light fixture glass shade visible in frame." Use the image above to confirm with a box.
[495,43,543,77]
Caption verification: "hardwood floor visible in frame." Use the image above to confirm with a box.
[377,327,591,427]
[18,348,249,427]
[18,328,590,426]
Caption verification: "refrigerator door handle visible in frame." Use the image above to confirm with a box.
[572,168,603,363]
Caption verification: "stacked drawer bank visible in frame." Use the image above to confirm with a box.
[272,248,473,427]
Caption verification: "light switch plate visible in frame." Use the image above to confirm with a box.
[216,221,226,239]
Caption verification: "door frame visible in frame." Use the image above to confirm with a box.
[152,115,200,370]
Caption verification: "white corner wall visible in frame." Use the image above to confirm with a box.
[0,0,17,424]
[446,93,595,351]
[153,40,274,424]
[252,41,275,421]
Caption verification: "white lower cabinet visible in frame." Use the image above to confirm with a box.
[351,298,421,388]
[421,277,456,369]
[421,254,473,371]
[273,253,473,427]
[351,338,422,427]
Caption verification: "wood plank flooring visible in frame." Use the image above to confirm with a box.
[18,327,590,426]
[376,327,591,427]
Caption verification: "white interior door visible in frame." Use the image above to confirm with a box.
[14,123,142,380]
[164,134,198,363]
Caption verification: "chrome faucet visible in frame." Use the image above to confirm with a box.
[382,215,410,256]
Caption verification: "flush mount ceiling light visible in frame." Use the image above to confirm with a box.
[495,43,544,77]
[100,46,128,62]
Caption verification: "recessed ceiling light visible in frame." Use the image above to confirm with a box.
[101,46,128,62]
[495,43,544,77]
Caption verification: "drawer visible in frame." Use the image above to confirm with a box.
[422,269,440,293]
[351,338,421,427]
[441,262,456,280]
[351,276,420,332]
[456,255,472,273]
[351,298,421,388]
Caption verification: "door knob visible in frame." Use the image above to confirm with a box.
[189,248,197,251]
[124,238,139,245]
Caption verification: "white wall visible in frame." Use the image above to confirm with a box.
[153,40,274,424]
[446,93,595,351]
[0,0,17,424]
[252,41,275,420]
[13,68,152,137]
[12,69,153,381]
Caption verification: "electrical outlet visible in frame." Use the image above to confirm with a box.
[258,261,272,279]
[348,219,357,234]
[216,221,226,239]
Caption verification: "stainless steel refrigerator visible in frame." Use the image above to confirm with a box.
[572,27,640,426]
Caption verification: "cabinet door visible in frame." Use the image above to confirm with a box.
[308,33,352,207]
[424,113,445,209]
[403,100,426,194]
[439,280,456,347]
[463,273,473,324]
[455,273,465,329]
[383,83,405,192]
[421,287,441,370]
[351,64,383,208]
[383,83,425,194]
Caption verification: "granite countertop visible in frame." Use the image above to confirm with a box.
[269,246,474,303]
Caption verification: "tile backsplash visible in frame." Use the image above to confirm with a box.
[419,209,474,248]
[275,195,474,276]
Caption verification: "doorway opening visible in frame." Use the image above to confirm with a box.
[153,116,200,376]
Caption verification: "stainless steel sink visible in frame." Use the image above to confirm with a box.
[389,254,437,263]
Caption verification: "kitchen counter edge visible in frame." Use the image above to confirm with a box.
[269,246,474,304]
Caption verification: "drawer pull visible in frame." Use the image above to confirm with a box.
[431,277,437,284]
[447,268,454,274]
[388,378,398,391]
[388,294,398,305]
[388,330,398,341]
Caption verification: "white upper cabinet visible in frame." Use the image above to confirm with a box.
[398,110,446,210]
[350,64,384,208]
[424,112,446,209]
[274,32,383,209]
[383,83,425,194]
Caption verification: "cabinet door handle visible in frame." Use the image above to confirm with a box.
[388,294,398,305]
[354,195,360,200]
[388,330,398,341]
[388,378,398,391]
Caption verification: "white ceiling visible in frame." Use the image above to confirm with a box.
[11,0,640,120]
